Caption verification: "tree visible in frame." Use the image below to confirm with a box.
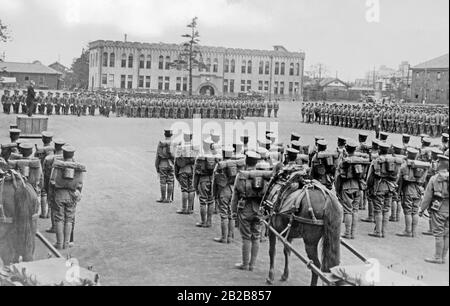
[170,17,205,96]
[66,48,89,89]
[309,63,329,80]
[0,19,11,43]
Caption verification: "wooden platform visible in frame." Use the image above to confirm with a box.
[16,115,48,138]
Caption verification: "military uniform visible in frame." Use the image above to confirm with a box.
[175,134,197,214]
[155,130,175,203]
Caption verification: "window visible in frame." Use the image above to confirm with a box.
[103,52,108,67]
[128,54,133,68]
[258,81,263,91]
[296,63,300,76]
[416,72,420,79]
[110,53,115,67]
[294,82,299,94]
[146,55,151,69]
[139,55,145,69]
[280,63,285,75]
[225,59,230,73]
[24,76,30,81]
[39,76,44,85]
[145,76,151,88]
[158,77,163,90]
[176,77,182,91]
[242,60,246,74]
[165,56,171,70]
[247,60,252,74]
[437,72,441,81]
[264,81,269,92]
[102,74,107,85]
[127,75,133,89]
[164,77,170,90]
[138,76,144,88]
[183,77,187,91]
[289,82,293,94]
[274,81,279,95]
[289,63,294,76]
[259,61,264,74]
[231,59,236,73]
[213,58,218,73]
[280,82,285,95]
[223,79,229,93]
[275,62,280,75]
[265,61,270,75]
[230,80,235,93]
[247,80,252,91]
[95,53,98,67]
[241,80,246,92]
[159,56,164,70]
[109,74,114,87]
[206,58,211,73]
[120,75,126,88]
[121,54,127,68]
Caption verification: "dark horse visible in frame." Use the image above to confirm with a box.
[0,170,39,266]
[264,174,342,286]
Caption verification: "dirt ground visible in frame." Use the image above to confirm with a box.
[0,100,448,286]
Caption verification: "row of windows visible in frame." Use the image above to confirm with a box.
[415,71,446,81]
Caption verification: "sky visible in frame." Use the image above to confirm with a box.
[0,0,448,81]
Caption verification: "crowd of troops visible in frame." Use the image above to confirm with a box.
[1,89,280,119]
[302,102,449,138]
[1,128,85,251]
[155,127,450,270]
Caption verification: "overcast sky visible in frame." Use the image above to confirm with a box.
[0,0,448,81]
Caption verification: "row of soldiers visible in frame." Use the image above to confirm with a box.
[301,102,449,138]
[1,89,280,119]
[155,128,449,268]
[1,129,84,251]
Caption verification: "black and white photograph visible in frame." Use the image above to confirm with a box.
[0,0,449,291]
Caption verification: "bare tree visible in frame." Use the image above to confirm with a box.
[0,19,11,43]
[309,63,329,80]
[170,17,205,96]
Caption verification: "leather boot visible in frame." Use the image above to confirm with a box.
[165,183,174,203]
[63,222,73,249]
[411,214,419,237]
[397,214,412,237]
[351,213,358,239]
[46,209,56,233]
[396,203,402,222]
[443,236,449,263]
[227,219,234,243]
[381,212,389,238]
[342,214,352,239]
[425,237,445,264]
[213,220,228,243]
[188,192,195,214]
[249,239,260,271]
[40,195,49,219]
[54,222,64,250]
[177,192,188,214]
[389,201,397,222]
[205,204,213,228]
[196,205,207,227]
[235,239,251,270]
[157,184,167,203]
[361,199,374,223]
[369,212,383,238]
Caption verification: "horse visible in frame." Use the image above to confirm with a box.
[0,170,40,266]
[264,172,342,286]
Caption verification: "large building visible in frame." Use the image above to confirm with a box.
[410,53,449,104]
[88,40,305,99]
[0,61,62,89]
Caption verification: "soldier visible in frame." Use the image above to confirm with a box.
[389,143,407,222]
[54,92,61,115]
[402,134,411,155]
[336,140,369,239]
[336,136,347,159]
[231,151,270,271]
[46,92,54,115]
[309,140,336,190]
[396,148,429,238]
[273,100,279,118]
[20,90,28,114]
[1,89,11,114]
[175,133,197,215]
[419,154,449,264]
[12,89,20,114]
[440,133,449,153]
[267,100,274,118]
[194,139,218,228]
[155,130,175,204]
[367,142,401,238]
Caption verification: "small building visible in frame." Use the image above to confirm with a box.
[410,54,449,105]
[0,61,62,89]
[49,61,70,90]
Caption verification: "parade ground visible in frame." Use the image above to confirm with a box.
[0,100,448,286]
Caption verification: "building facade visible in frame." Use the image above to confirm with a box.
[49,61,70,90]
[88,40,305,100]
[410,54,449,105]
[0,61,61,89]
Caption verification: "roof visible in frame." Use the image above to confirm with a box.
[89,40,305,59]
[0,62,62,75]
[412,54,449,70]
[49,62,69,73]
[319,78,349,88]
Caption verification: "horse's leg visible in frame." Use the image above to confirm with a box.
[266,231,276,285]
[280,237,292,282]
[304,229,322,287]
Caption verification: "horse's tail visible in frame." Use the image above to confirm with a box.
[321,191,343,272]
[14,177,37,262]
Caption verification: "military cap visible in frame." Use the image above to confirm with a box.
[246,151,261,161]
[430,147,443,155]
[442,133,449,140]
[9,128,21,135]
[19,142,33,151]
[358,133,369,142]
[407,147,419,155]
[164,129,173,137]
[437,154,449,162]
[256,147,269,159]
[291,133,301,142]
[420,134,429,139]
[10,124,18,130]
[345,139,358,149]
[317,139,328,147]
[378,142,391,150]
[422,138,432,146]
[286,148,299,155]
[62,145,76,154]
[291,140,301,151]
[42,131,54,138]
[338,136,347,143]
[54,139,66,146]
[402,134,411,142]
[314,136,325,142]
[380,132,389,141]
[1,143,17,150]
